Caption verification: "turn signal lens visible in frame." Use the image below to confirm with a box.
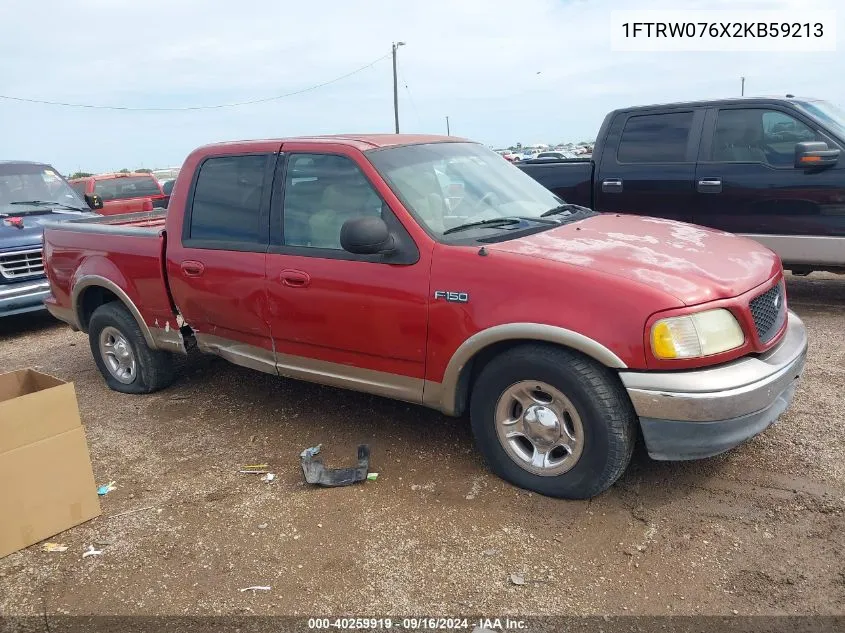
[651,309,745,359]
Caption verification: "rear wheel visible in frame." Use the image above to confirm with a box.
[470,344,636,499]
[88,302,175,394]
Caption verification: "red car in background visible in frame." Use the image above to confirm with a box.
[69,172,166,215]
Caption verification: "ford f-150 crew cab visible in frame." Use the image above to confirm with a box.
[519,97,845,274]
[43,134,808,498]
[0,161,99,317]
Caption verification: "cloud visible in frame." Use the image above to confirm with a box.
[0,0,841,171]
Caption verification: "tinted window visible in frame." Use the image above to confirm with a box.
[189,155,268,244]
[712,109,819,165]
[282,153,384,249]
[70,181,88,195]
[95,175,163,201]
[617,112,694,163]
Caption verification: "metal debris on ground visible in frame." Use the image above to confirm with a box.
[82,545,103,558]
[97,481,117,496]
[42,542,68,552]
[509,573,526,586]
[239,464,270,474]
[300,444,371,487]
[239,586,271,592]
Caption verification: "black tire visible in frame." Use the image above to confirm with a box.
[88,302,175,394]
[470,344,636,499]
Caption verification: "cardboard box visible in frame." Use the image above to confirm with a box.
[0,369,100,559]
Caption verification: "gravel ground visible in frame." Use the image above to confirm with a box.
[0,273,843,617]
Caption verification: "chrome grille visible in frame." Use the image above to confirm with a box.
[0,249,44,280]
[749,282,786,343]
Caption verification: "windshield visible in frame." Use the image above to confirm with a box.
[367,142,564,239]
[796,100,845,140]
[0,164,86,212]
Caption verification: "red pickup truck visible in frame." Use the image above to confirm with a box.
[69,172,167,215]
[43,134,808,498]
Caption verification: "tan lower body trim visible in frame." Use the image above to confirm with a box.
[741,234,845,267]
[194,333,426,405]
[150,326,187,355]
[45,304,79,330]
[195,333,277,374]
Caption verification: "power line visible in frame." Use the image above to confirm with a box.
[398,70,423,129]
[0,53,391,112]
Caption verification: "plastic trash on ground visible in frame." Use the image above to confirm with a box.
[300,444,371,487]
[42,542,68,552]
[97,481,117,496]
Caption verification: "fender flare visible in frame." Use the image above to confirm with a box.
[72,275,158,349]
[423,323,628,416]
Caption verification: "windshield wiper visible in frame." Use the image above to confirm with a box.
[9,200,86,212]
[442,217,523,235]
[540,203,593,218]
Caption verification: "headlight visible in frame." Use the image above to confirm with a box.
[651,309,745,359]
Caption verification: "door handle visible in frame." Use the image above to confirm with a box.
[280,269,311,288]
[602,179,623,193]
[180,260,205,277]
[697,178,722,194]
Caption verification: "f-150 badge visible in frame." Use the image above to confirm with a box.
[434,290,469,303]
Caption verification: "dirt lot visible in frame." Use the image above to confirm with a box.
[0,273,843,618]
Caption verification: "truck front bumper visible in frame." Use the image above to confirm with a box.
[619,311,807,461]
[0,278,51,317]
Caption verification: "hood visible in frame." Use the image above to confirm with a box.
[487,214,780,305]
[0,209,96,251]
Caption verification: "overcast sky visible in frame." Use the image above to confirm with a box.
[0,0,841,173]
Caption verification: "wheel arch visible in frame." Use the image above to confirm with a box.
[424,323,627,417]
[73,276,158,349]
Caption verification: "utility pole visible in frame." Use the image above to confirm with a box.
[392,41,405,133]
[741,76,745,96]
[446,116,450,136]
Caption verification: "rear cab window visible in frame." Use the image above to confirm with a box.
[617,112,694,163]
[95,175,163,201]
[184,154,272,250]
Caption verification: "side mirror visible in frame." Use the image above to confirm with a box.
[340,216,395,255]
[795,141,840,168]
[84,193,104,210]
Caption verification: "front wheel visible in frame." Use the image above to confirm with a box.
[470,344,636,499]
[88,302,175,394]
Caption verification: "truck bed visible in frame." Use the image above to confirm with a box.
[44,210,167,234]
[43,209,176,331]
[518,159,594,208]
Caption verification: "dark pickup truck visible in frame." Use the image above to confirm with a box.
[1,161,99,317]
[519,97,845,274]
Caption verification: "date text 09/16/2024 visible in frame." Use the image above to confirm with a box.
[307,617,526,630]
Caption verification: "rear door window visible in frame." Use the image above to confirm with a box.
[617,112,694,163]
[187,154,270,247]
[95,176,162,201]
